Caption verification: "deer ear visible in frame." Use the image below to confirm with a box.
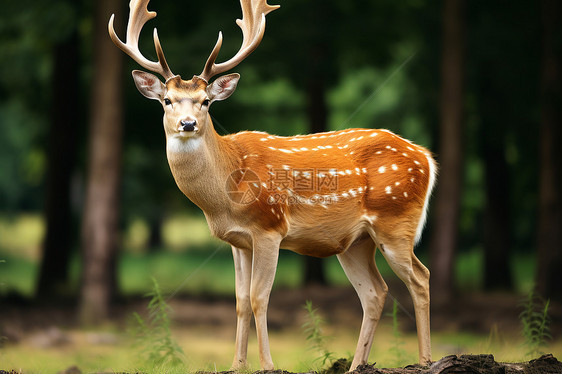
[132,70,165,101]
[206,73,240,103]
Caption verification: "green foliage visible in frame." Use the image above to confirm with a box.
[386,299,412,367]
[302,300,337,370]
[130,277,186,370]
[519,289,552,358]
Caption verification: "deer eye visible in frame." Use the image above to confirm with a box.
[164,98,172,106]
[202,99,210,107]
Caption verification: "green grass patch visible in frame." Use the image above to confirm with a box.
[0,213,540,298]
[0,244,539,298]
[0,254,38,297]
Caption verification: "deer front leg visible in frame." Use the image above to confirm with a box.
[231,246,253,369]
[250,234,281,370]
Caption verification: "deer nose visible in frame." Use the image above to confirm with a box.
[180,119,197,132]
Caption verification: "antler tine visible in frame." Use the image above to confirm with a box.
[199,0,279,82]
[108,0,175,80]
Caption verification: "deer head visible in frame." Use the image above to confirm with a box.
[108,0,278,140]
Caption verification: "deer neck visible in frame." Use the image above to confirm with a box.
[165,115,240,212]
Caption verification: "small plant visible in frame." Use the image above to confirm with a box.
[302,301,337,370]
[386,299,411,367]
[519,289,552,358]
[130,277,186,369]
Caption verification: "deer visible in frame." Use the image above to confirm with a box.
[109,0,437,371]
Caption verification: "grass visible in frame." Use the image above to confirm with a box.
[2,315,561,373]
[0,213,539,298]
[0,213,559,372]
[0,235,538,300]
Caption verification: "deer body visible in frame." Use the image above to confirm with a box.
[110,0,436,370]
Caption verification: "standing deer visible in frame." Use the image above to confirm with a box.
[109,0,436,370]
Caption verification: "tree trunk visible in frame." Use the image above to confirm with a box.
[37,29,79,300]
[79,0,123,324]
[537,0,562,301]
[482,144,513,290]
[302,74,328,286]
[147,212,164,252]
[477,52,513,291]
[429,0,465,304]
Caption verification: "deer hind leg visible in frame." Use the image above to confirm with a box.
[337,238,388,371]
[231,246,253,369]
[377,237,431,366]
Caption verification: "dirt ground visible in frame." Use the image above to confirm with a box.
[350,354,562,373]
[2,354,559,374]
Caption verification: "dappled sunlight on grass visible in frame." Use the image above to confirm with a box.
[0,214,44,260]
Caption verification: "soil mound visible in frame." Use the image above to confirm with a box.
[353,354,562,374]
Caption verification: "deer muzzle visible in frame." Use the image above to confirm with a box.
[179,119,198,133]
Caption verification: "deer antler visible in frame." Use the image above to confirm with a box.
[199,0,279,82]
[108,0,175,80]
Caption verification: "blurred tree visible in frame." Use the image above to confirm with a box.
[37,5,80,300]
[471,4,516,291]
[430,0,466,303]
[466,0,540,290]
[537,0,562,301]
[79,0,123,324]
[1,0,553,303]
[481,133,513,290]
[0,0,62,212]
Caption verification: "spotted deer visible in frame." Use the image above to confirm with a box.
[109,0,436,370]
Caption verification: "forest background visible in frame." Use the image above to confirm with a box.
[0,0,561,370]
